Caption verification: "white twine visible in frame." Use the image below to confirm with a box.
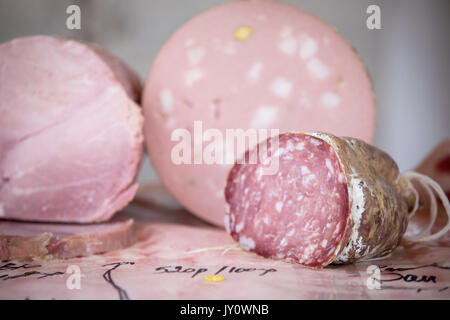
[402,171,450,243]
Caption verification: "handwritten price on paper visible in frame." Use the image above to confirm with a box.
[154,265,277,278]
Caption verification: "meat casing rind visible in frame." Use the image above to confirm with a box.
[310,133,410,264]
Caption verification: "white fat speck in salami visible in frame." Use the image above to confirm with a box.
[269,77,293,99]
[187,47,205,65]
[185,69,204,86]
[250,106,278,129]
[321,92,341,108]
[307,58,330,79]
[248,61,263,81]
[280,26,293,38]
[275,201,284,213]
[159,89,174,113]
[185,39,195,47]
[278,37,298,55]
[300,35,318,60]
[223,41,237,55]
[239,236,255,250]
[143,1,376,226]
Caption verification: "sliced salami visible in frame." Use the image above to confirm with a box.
[225,132,426,267]
[0,215,135,261]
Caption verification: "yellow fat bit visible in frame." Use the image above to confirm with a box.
[204,274,225,282]
[234,26,253,40]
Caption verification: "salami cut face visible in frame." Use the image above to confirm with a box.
[225,132,412,267]
[0,36,144,223]
[0,215,135,261]
[225,134,348,267]
[143,1,376,227]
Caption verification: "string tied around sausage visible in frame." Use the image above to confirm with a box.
[402,171,450,243]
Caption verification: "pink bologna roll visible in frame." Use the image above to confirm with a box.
[225,132,416,267]
[0,36,144,223]
[143,1,376,226]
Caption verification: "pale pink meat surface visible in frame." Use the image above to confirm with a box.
[88,42,142,102]
[143,1,376,226]
[0,184,448,300]
[0,36,144,223]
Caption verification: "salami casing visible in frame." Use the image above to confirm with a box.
[225,132,420,267]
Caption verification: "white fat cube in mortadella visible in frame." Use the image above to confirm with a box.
[142,1,376,226]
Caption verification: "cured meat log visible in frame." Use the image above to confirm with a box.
[0,36,144,223]
[225,132,419,267]
[0,215,135,261]
[143,1,376,227]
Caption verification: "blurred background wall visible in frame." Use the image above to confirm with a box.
[0,0,448,181]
